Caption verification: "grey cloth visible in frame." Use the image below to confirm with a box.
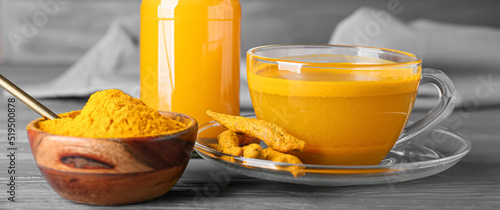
[12,15,141,98]
[330,7,500,73]
[330,7,500,108]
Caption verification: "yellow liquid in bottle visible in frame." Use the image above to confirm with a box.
[141,0,241,125]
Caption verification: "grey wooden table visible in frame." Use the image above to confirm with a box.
[0,68,499,209]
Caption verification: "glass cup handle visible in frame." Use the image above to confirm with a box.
[393,68,458,149]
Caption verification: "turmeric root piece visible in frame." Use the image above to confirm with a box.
[242,143,264,159]
[208,143,222,151]
[214,130,243,156]
[209,133,305,177]
[262,148,303,165]
[209,132,262,158]
[237,133,260,146]
[210,143,264,159]
[208,144,237,163]
[262,148,305,177]
[206,110,305,153]
[209,133,258,149]
[222,147,243,157]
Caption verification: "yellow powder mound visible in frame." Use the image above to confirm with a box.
[38,89,186,138]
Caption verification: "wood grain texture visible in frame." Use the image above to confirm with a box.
[0,70,499,208]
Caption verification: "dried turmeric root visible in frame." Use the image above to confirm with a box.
[210,133,259,148]
[206,110,305,153]
[213,130,243,156]
[208,140,264,159]
[208,144,237,163]
[209,130,304,176]
[262,148,304,177]
[262,148,303,165]
[237,133,260,146]
[242,143,264,159]
[208,143,223,152]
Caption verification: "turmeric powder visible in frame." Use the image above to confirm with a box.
[38,89,186,138]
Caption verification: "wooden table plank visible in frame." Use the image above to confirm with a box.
[0,108,498,209]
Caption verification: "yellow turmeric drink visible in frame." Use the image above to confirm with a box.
[248,59,420,165]
[140,0,241,125]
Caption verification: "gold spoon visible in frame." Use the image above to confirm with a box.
[0,74,59,120]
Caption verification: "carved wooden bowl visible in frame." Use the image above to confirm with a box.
[26,112,198,205]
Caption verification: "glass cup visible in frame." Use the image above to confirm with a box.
[247,45,456,165]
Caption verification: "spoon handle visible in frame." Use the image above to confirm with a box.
[0,74,59,120]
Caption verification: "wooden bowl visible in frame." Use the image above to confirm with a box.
[26,111,198,205]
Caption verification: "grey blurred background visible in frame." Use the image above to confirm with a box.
[1,0,500,108]
[1,0,500,66]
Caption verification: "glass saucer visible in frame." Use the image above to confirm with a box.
[194,118,471,186]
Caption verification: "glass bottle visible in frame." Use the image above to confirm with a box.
[140,0,241,125]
